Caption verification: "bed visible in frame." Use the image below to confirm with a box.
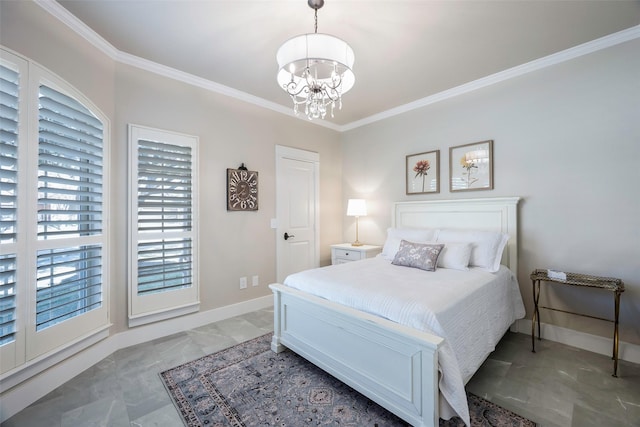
[269,197,524,427]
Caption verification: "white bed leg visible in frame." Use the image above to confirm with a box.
[271,286,286,353]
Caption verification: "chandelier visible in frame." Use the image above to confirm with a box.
[276,0,355,120]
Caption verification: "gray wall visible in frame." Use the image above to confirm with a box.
[1,1,344,336]
[340,38,640,346]
[112,64,343,332]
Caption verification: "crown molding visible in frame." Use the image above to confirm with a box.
[34,0,119,58]
[114,50,347,129]
[36,1,638,134]
[339,24,640,132]
[35,0,342,132]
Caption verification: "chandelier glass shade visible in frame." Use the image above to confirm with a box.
[276,3,355,120]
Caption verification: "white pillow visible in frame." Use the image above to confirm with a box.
[381,227,439,260]
[436,229,509,273]
[436,242,472,271]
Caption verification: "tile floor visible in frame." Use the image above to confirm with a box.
[2,308,639,427]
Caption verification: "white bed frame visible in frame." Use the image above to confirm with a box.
[270,197,520,427]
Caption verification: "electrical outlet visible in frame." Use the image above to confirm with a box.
[239,277,247,289]
[252,275,259,287]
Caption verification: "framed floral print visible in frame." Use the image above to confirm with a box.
[449,140,493,192]
[227,166,258,211]
[406,150,440,195]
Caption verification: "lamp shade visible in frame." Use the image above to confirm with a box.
[276,33,355,101]
[346,199,367,217]
[275,0,355,120]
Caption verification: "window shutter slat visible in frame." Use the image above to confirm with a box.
[0,254,16,345]
[39,153,102,176]
[37,84,104,241]
[136,133,194,293]
[36,245,103,331]
[137,238,192,295]
[39,140,102,164]
[36,173,102,190]
[137,139,193,236]
[39,85,103,130]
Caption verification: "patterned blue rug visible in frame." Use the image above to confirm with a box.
[160,333,536,426]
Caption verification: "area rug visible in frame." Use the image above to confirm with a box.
[160,333,535,427]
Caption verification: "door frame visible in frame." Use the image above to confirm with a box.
[275,145,320,283]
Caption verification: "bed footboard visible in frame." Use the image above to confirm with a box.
[270,283,444,427]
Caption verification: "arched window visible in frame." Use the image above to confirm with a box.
[1,48,110,374]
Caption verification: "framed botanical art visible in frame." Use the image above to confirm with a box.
[406,150,440,195]
[227,165,258,211]
[449,140,493,192]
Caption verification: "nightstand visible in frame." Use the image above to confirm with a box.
[331,243,382,265]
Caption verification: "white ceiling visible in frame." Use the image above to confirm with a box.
[56,0,640,128]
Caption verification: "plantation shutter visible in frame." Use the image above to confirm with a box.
[0,255,17,345]
[136,140,193,295]
[2,49,110,373]
[38,85,103,239]
[128,125,199,325]
[0,63,20,345]
[35,83,104,330]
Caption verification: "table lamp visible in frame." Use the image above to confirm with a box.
[346,199,367,246]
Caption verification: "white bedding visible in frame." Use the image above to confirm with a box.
[283,256,526,425]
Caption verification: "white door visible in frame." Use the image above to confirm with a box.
[275,145,319,283]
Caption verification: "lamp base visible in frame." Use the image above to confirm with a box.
[351,241,363,247]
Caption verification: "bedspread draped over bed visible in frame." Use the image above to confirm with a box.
[283,256,526,425]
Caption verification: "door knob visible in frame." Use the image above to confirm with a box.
[284,232,295,240]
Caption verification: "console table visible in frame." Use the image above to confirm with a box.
[530,269,625,377]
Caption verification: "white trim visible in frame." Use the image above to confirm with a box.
[34,1,640,133]
[118,295,272,350]
[33,0,341,132]
[275,144,320,163]
[127,124,200,323]
[0,295,273,423]
[33,0,119,59]
[114,52,347,129]
[0,324,110,391]
[513,319,640,365]
[127,302,200,328]
[342,25,640,131]
[275,145,321,283]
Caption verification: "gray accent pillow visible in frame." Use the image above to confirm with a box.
[391,240,444,272]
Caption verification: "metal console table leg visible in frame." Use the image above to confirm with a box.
[529,269,624,377]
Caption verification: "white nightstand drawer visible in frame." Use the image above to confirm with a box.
[330,243,382,265]
[333,248,361,261]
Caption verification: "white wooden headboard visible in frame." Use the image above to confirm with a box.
[393,197,521,273]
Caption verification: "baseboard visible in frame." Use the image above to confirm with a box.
[4,307,636,423]
[0,295,273,423]
[513,318,640,365]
